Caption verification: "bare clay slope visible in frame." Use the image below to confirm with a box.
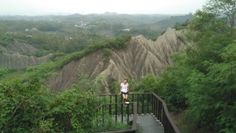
[49,28,186,92]
[0,41,52,69]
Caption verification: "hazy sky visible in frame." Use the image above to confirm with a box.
[0,0,208,16]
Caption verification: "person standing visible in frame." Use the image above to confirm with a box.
[120,79,129,104]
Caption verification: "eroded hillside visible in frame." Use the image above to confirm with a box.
[0,41,52,69]
[48,28,186,92]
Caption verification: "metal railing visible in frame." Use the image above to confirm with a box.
[151,92,180,133]
[95,102,137,133]
[97,92,180,133]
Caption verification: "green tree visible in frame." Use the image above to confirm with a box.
[0,78,100,133]
[136,7,236,133]
[0,78,52,132]
[48,86,98,133]
[206,0,236,33]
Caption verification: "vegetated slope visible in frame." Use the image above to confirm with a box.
[48,28,186,92]
[133,14,192,39]
[156,14,192,28]
[0,41,52,69]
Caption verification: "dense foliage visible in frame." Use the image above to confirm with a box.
[0,68,10,79]
[135,3,236,133]
[0,78,98,133]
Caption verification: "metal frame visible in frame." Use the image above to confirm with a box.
[97,92,180,133]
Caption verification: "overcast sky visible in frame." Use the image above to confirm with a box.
[0,0,208,16]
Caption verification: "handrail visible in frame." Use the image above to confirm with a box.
[97,92,181,133]
[152,92,180,133]
[98,92,151,96]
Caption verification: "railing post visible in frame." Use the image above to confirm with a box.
[163,113,168,133]
[109,95,112,115]
[161,107,165,127]
[104,96,107,104]
[126,103,130,124]
[158,101,161,120]
[146,94,149,113]
[153,95,155,116]
[137,94,140,114]
[154,98,157,117]
[121,103,124,123]
[142,94,144,114]
[151,94,154,114]
[132,102,137,130]
[102,105,105,126]
[115,95,118,122]
[131,94,134,114]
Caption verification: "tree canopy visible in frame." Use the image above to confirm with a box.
[136,3,236,133]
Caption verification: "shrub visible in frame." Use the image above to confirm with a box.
[0,78,100,133]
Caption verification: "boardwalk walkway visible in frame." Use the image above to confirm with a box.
[137,114,164,133]
[98,92,180,133]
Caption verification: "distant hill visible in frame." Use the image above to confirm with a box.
[0,14,191,39]
[0,14,169,24]
[156,14,192,28]
[0,40,52,69]
[0,14,190,69]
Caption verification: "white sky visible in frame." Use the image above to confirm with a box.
[0,0,207,16]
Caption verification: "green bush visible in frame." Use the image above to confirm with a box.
[48,86,98,132]
[0,78,52,132]
[0,68,10,79]
[0,78,101,133]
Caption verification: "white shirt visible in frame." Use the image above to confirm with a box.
[120,82,129,93]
